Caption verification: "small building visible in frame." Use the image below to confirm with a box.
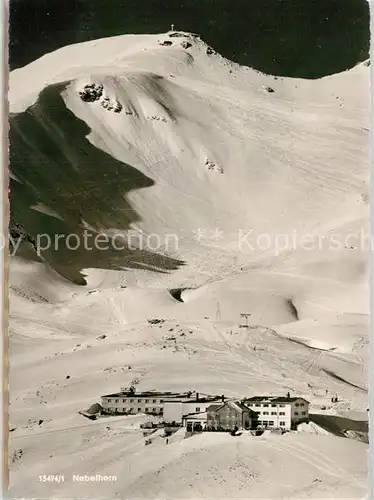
[163,393,223,424]
[100,390,185,416]
[182,411,208,432]
[206,400,258,431]
[244,395,310,430]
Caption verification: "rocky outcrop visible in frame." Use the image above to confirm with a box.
[206,46,215,55]
[78,83,124,113]
[79,83,104,102]
[11,449,23,464]
[147,115,167,123]
[181,40,192,49]
[169,32,186,38]
[101,97,123,113]
[205,158,223,174]
[159,40,173,46]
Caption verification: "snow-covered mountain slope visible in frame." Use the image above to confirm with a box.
[10,31,369,286]
[9,27,370,397]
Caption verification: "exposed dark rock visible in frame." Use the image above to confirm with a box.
[169,288,185,302]
[66,375,70,379]
[79,83,104,102]
[101,97,123,113]
[147,115,167,122]
[38,419,43,425]
[205,158,223,174]
[9,219,37,253]
[11,449,23,463]
[206,46,215,55]
[169,32,186,38]
[264,86,275,93]
[159,40,173,46]
[147,318,165,325]
[96,334,107,340]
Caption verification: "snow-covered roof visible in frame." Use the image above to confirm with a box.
[245,396,310,404]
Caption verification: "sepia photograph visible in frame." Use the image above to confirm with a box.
[7,0,370,498]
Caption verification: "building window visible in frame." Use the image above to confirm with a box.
[115,399,119,403]
[271,404,277,407]
[138,399,142,403]
[271,412,277,415]
[263,404,269,407]
[295,403,299,407]
[280,421,285,426]
[138,408,141,412]
[262,421,268,425]
[300,403,305,406]
[160,400,163,403]
[258,421,262,425]
[279,404,285,408]
[302,411,306,415]
[153,399,157,403]
[108,399,111,403]
[255,403,261,407]
[145,399,149,403]
[294,412,299,416]
[269,421,274,426]
[153,408,156,412]
[263,411,269,415]
[196,407,201,412]
[279,412,285,416]
[129,399,133,403]
[129,408,134,413]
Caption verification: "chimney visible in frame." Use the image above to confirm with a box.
[196,392,199,401]
[221,394,225,403]
[287,392,290,399]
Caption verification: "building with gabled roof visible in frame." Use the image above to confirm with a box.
[243,394,310,430]
[206,400,259,431]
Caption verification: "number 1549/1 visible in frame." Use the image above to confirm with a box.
[39,474,65,483]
